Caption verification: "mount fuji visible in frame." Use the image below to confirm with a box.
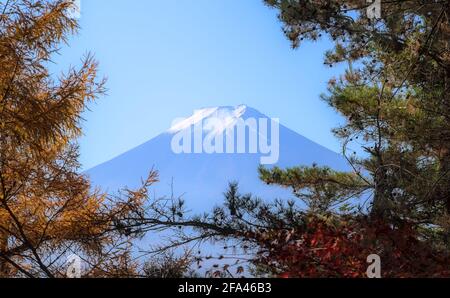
[86,105,349,211]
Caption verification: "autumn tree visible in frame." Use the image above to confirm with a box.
[0,0,155,278]
[121,0,450,277]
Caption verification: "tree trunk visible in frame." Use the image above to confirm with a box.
[0,231,9,277]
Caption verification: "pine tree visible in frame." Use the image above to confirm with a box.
[260,0,450,242]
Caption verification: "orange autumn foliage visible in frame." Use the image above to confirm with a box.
[0,0,154,277]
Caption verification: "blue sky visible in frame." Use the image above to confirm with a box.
[53,0,347,170]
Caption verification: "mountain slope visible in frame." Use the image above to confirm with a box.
[86,105,349,211]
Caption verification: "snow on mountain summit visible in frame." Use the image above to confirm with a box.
[168,105,248,134]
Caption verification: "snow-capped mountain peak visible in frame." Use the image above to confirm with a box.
[87,105,349,211]
[168,105,248,134]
